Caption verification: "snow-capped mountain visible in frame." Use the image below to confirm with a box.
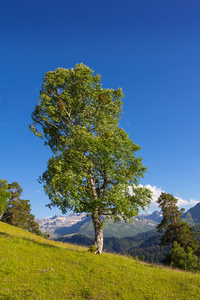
[35,213,87,236]
[35,212,160,239]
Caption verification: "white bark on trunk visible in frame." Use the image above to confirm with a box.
[92,212,103,255]
[88,167,104,254]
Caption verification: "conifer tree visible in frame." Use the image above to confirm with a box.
[1,182,42,236]
[0,179,11,218]
[157,193,184,246]
[157,192,199,266]
[8,181,23,201]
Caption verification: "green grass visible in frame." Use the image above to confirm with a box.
[0,222,200,299]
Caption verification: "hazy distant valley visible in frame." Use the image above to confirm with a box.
[35,203,200,264]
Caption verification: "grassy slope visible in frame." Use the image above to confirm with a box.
[0,222,200,300]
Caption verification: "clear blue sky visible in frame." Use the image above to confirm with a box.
[1,0,200,218]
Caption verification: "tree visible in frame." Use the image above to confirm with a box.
[0,179,11,218]
[170,241,199,271]
[30,63,152,254]
[157,192,199,264]
[1,182,42,236]
[157,192,184,246]
[8,181,23,201]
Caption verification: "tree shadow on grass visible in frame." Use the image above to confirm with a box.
[0,292,18,300]
[0,231,86,252]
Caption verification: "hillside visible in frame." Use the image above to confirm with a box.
[56,230,159,254]
[56,230,170,263]
[1,222,200,299]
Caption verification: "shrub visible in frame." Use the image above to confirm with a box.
[88,245,97,253]
[170,241,199,271]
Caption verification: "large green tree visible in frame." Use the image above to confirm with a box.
[1,182,42,236]
[0,179,11,218]
[157,192,199,265]
[30,63,151,254]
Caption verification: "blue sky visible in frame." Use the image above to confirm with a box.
[1,0,200,218]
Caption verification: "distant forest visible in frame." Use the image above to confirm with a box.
[56,224,200,264]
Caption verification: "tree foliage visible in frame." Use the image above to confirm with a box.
[30,63,152,253]
[8,181,23,201]
[0,179,11,218]
[157,192,199,268]
[157,193,183,234]
[170,241,199,271]
[1,182,42,236]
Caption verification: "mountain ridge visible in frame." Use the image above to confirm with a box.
[181,203,200,225]
[36,211,159,239]
[35,202,200,239]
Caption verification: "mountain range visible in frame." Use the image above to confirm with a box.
[35,203,200,264]
[181,202,200,225]
[36,211,161,239]
[35,202,200,241]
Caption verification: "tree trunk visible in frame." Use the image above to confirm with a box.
[92,211,103,255]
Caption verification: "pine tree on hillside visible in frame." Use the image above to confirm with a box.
[1,182,42,236]
[157,193,183,235]
[157,193,198,251]
[8,182,23,201]
[157,192,199,268]
[0,179,11,218]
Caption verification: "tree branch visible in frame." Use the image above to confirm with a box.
[49,89,74,126]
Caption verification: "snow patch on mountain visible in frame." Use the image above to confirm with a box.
[35,213,87,232]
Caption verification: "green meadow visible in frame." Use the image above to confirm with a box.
[0,221,200,300]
